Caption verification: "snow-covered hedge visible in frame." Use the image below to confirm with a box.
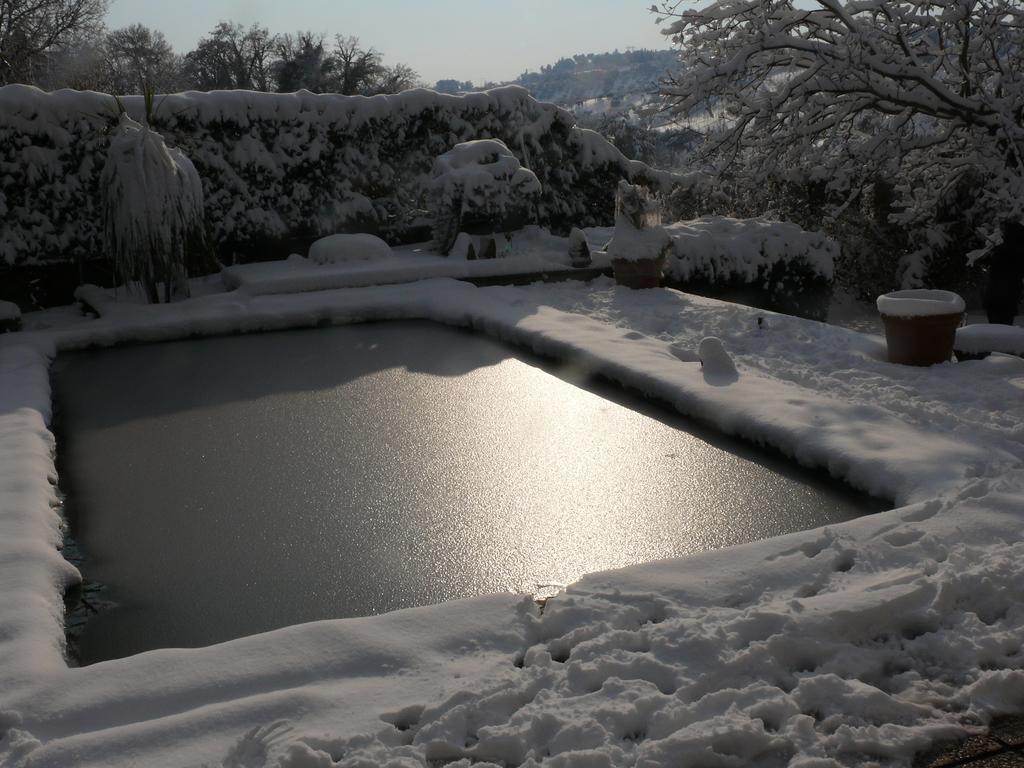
[0,84,674,300]
[664,217,836,289]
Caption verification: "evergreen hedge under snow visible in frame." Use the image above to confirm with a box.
[0,84,674,272]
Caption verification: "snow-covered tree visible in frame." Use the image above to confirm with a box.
[656,0,1024,286]
[0,0,107,84]
[429,139,542,254]
[102,24,182,96]
[183,22,276,92]
[101,102,206,303]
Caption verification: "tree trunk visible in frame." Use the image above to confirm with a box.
[983,222,1024,325]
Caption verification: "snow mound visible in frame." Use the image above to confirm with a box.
[955,324,1024,355]
[877,290,965,318]
[0,300,20,323]
[698,336,738,383]
[665,217,836,285]
[308,233,393,266]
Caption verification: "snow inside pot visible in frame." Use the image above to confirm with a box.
[877,289,965,366]
[429,139,542,255]
[607,181,670,289]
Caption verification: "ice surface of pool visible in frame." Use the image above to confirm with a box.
[53,322,884,663]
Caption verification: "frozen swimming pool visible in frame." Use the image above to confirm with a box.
[52,322,885,664]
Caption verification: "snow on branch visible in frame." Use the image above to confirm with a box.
[655,0,1024,280]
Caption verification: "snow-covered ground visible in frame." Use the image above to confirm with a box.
[221,228,614,297]
[1,277,1022,768]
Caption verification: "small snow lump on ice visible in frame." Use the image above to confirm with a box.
[699,336,738,383]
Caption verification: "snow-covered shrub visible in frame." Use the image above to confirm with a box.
[0,300,21,332]
[0,84,683,306]
[429,139,541,254]
[568,227,591,267]
[308,233,392,265]
[664,217,835,293]
[101,112,206,302]
[607,181,671,263]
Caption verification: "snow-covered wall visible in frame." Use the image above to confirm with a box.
[0,85,674,305]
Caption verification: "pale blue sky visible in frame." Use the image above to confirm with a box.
[105,1,672,85]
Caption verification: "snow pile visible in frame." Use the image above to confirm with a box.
[0,279,1022,766]
[101,114,205,302]
[308,233,393,265]
[665,217,836,287]
[698,335,738,383]
[877,290,966,319]
[955,324,1024,356]
[0,84,683,284]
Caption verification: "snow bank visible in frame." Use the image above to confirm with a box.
[0,84,681,287]
[665,216,836,287]
[308,233,392,265]
[1,279,1022,767]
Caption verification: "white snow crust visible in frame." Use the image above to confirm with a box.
[877,290,966,319]
[1,277,1022,767]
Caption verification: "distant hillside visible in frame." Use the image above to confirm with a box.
[511,49,677,111]
[432,49,695,169]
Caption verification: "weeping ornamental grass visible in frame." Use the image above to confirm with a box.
[101,102,206,303]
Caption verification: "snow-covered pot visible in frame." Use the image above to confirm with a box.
[611,255,667,289]
[877,289,965,366]
[608,181,670,289]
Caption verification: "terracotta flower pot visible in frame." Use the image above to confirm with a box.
[611,256,666,289]
[877,289,965,366]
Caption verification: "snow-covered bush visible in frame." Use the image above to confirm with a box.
[101,112,206,302]
[0,84,682,306]
[664,217,836,290]
[429,139,541,254]
[0,300,20,332]
[308,233,392,265]
[568,227,591,267]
